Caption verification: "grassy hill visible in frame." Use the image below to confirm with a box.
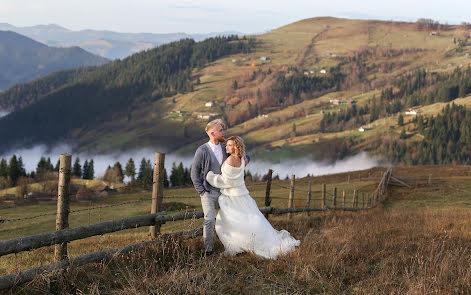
[1,17,471,162]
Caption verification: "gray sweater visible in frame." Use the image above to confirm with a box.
[191,143,228,195]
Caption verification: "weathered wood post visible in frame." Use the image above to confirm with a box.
[362,192,365,209]
[54,154,71,262]
[342,191,346,208]
[368,194,372,207]
[150,152,165,239]
[353,190,357,208]
[264,169,273,219]
[322,183,326,209]
[307,181,312,216]
[347,175,350,183]
[333,187,337,208]
[428,174,432,185]
[288,175,295,219]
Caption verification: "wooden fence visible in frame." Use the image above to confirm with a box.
[0,153,393,290]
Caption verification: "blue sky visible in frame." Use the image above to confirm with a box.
[0,0,470,34]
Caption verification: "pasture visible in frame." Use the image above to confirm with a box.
[1,166,471,294]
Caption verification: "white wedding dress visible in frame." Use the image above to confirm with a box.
[206,158,300,259]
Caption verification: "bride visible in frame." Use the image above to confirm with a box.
[206,136,300,259]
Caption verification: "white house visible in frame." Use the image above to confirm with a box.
[320,69,327,74]
[205,101,214,107]
[260,56,268,61]
[405,109,418,115]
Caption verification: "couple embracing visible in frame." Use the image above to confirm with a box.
[191,119,300,259]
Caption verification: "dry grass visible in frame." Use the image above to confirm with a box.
[8,208,471,294]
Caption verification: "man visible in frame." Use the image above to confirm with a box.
[191,119,227,256]
[191,119,248,256]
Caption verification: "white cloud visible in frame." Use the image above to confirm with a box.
[0,0,469,34]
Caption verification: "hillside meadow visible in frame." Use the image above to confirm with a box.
[1,166,471,294]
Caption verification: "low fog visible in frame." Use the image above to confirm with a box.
[0,144,381,181]
[0,110,10,118]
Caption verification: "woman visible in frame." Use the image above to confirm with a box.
[206,136,300,259]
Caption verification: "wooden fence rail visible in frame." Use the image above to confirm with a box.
[0,152,393,290]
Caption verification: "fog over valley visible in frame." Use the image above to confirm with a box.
[0,110,10,118]
[0,145,381,182]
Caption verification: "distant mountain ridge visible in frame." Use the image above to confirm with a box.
[0,23,244,59]
[0,30,109,90]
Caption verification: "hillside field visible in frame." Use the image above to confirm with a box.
[2,165,471,294]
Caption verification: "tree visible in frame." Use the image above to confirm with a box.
[0,158,7,178]
[54,159,60,171]
[398,113,404,126]
[233,80,238,90]
[113,162,124,183]
[72,157,82,178]
[137,158,152,188]
[125,158,136,182]
[82,160,89,179]
[400,128,407,139]
[163,168,169,188]
[88,159,95,180]
[340,142,349,159]
[8,155,21,186]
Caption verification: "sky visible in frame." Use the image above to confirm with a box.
[0,0,470,34]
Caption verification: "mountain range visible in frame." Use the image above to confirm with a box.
[0,17,470,165]
[0,30,109,91]
[0,23,243,60]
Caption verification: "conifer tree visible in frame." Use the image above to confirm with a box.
[398,113,404,126]
[0,158,7,178]
[72,157,82,178]
[8,155,21,186]
[88,159,95,180]
[82,160,89,179]
[54,159,60,171]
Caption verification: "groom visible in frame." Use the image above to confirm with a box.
[191,119,228,255]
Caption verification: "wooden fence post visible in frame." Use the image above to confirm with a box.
[322,183,326,208]
[353,190,357,208]
[307,181,312,216]
[368,194,372,207]
[333,187,337,208]
[362,193,365,209]
[264,169,273,219]
[347,175,350,183]
[288,175,295,219]
[54,154,71,262]
[428,174,432,185]
[150,152,165,239]
[342,191,346,208]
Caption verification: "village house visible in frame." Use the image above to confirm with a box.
[205,101,214,107]
[405,109,419,115]
[329,99,343,105]
[260,56,268,61]
[320,69,327,74]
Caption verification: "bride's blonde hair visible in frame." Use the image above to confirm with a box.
[227,136,245,159]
